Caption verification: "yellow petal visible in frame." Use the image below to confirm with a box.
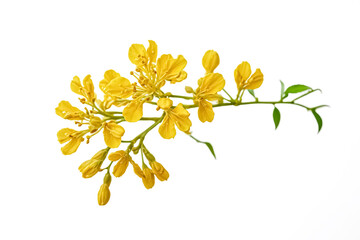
[104,76,133,98]
[157,98,173,110]
[57,128,77,144]
[55,101,85,120]
[156,54,187,82]
[70,76,82,95]
[245,68,264,89]
[61,136,83,155]
[104,69,120,81]
[112,157,129,177]
[128,44,147,65]
[158,114,176,139]
[83,75,95,101]
[123,100,144,122]
[198,100,214,123]
[108,150,127,161]
[142,168,155,189]
[100,70,121,92]
[202,50,220,73]
[147,40,158,63]
[170,70,187,84]
[103,121,125,148]
[199,73,225,95]
[169,55,187,74]
[156,54,171,79]
[234,61,251,89]
[98,184,110,206]
[170,103,192,132]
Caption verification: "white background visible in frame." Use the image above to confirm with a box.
[1,0,359,239]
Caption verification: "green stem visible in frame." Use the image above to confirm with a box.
[107,116,160,121]
[168,95,193,100]
[222,89,234,101]
[183,100,319,111]
[291,89,321,102]
[129,113,165,147]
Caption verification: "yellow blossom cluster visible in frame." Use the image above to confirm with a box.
[56,40,324,206]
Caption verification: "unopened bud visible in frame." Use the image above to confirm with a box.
[150,161,169,181]
[103,172,112,185]
[97,184,110,206]
[185,86,194,94]
[142,167,155,189]
[132,145,140,154]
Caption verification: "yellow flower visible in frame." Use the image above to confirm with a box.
[128,41,155,66]
[194,73,225,122]
[98,184,110,206]
[57,128,86,155]
[202,50,220,73]
[99,70,133,99]
[110,150,131,177]
[157,98,192,139]
[103,121,125,148]
[156,54,187,84]
[142,167,155,189]
[123,40,188,123]
[71,75,96,102]
[150,161,169,181]
[78,148,108,178]
[234,61,264,90]
[55,101,85,120]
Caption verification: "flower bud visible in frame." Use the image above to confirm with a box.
[132,146,140,154]
[97,184,110,206]
[142,167,155,189]
[142,146,156,162]
[185,86,194,94]
[89,116,102,131]
[157,98,173,110]
[202,50,220,73]
[144,151,156,162]
[103,172,112,185]
[78,148,108,178]
[150,161,169,181]
[130,160,145,178]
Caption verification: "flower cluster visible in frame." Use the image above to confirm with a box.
[56,40,325,205]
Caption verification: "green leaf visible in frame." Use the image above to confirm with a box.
[280,80,285,99]
[204,142,216,159]
[311,109,323,133]
[189,135,216,159]
[283,84,312,99]
[248,89,256,99]
[273,106,281,129]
